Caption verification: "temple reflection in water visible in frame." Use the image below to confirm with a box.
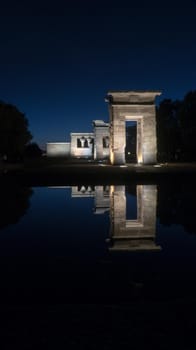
[60,184,160,252]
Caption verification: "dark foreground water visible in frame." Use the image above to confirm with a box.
[0,181,196,349]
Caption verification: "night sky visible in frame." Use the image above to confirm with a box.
[0,0,195,149]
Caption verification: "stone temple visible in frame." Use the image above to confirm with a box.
[46,90,161,164]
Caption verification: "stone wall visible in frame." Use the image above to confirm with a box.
[46,142,70,157]
[70,133,94,158]
[93,120,110,160]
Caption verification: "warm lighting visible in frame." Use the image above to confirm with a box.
[46,142,70,157]
[110,185,114,196]
[110,184,160,252]
[110,150,114,164]
[137,152,143,164]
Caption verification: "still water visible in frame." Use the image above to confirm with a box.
[1,182,196,348]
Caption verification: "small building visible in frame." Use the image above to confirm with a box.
[46,120,110,160]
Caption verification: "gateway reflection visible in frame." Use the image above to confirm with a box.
[62,184,160,252]
[109,185,159,251]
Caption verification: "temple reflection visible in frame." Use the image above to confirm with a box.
[63,184,160,252]
[71,185,110,214]
[109,185,160,251]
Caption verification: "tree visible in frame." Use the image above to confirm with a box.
[156,91,196,162]
[0,101,32,160]
[0,184,33,229]
[156,99,182,162]
[24,142,43,158]
[177,91,196,161]
[157,182,196,234]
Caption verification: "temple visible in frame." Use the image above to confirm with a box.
[46,90,161,164]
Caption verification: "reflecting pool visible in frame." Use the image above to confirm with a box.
[1,182,196,348]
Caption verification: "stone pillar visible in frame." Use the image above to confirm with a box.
[94,186,110,214]
[80,137,85,148]
[93,120,110,160]
[111,116,126,165]
[106,91,161,165]
[87,137,92,147]
[70,133,78,157]
[142,185,157,233]
[142,106,157,164]
[136,119,143,163]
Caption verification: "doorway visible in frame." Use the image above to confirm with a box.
[125,121,137,163]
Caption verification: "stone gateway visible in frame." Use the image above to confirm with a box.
[46,90,161,164]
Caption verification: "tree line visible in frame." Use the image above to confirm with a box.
[156,90,196,162]
[0,101,42,161]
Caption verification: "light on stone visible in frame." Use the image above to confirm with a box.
[137,151,143,164]
[110,150,114,164]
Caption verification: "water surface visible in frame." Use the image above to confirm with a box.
[1,182,196,348]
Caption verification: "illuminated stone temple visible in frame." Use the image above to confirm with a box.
[47,120,110,161]
[46,90,161,164]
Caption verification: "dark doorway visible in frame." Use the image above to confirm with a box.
[125,121,137,162]
[126,185,137,220]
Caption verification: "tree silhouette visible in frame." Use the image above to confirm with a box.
[178,91,196,161]
[156,99,182,162]
[157,183,196,234]
[0,184,33,229]
[24,142,42,158]
[156,91,196,162]
[0,101,32,160]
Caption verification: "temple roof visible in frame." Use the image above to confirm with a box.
[106,90,162,104]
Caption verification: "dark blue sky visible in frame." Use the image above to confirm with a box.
[0,0,195,148]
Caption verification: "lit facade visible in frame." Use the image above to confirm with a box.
[46,120,110,161]
[46,90,161,164]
